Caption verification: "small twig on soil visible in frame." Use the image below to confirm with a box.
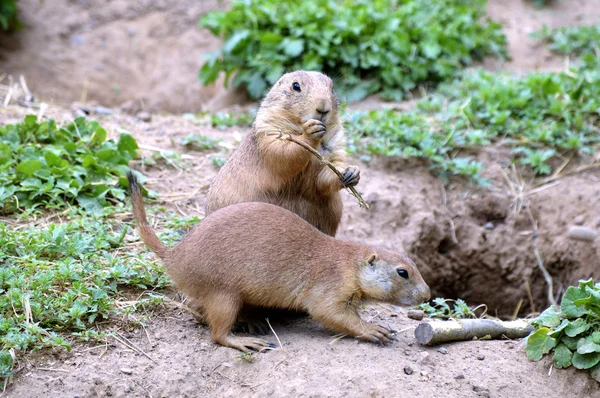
[36,368,70,373]
[415,318,533,345]
[113,332,158,364]
[511,298,523,321]
[329,333,348,344]
[265,318,283,351]
[267,131,369,209]
[531,162,600,189]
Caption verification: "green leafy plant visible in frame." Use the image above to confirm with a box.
[533,24,600,56]
[526,279,600,382]
[182,110,255,130]
[199,0,506,101]
[417,298,480,319]
[0,0,19,31]
[345,54,600,182]
[180,134,222,151]
[0,115,140,214]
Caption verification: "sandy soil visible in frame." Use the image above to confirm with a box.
[1,0,600,397]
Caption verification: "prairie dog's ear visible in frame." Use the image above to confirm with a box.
[366,253,378,266]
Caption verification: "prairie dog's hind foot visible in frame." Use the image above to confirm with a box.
[217,335,274,353]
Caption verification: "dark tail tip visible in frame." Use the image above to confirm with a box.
[127,170,140,196]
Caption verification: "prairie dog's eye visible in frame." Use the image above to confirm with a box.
[292,82,301,92]
[397,269,409,279]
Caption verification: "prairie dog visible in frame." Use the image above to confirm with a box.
[205,70,359,236]
[129,172,430,352]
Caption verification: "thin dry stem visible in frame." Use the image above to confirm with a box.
[267,131,369,209]
[265,318,283,351]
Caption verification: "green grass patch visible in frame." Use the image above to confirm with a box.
[345,54,600,183]
[0,206,200,379]
[0,115,140,214]
[182,110,255,131]
[526,279,600,382]
[199,0,506,101]
[533,24,600,56]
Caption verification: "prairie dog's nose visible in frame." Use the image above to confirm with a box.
[316,100,330,116]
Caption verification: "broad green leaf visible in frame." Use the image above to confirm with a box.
[577,335,600,355]
[553,343,573,368]
[283,39,304,57]
[0,142,11,164]
[561,286,589,317]
[24,114,37,127]
[572,352,600,370]
[526,328,557,361]
[565,318,591,337]
[535,305,562,328]
[591,363,600,382]
[592,331,600,344]
[223,30,249,54]
[118,133,139,155]
[548,319,569,337]
[76,195,103,214]
[16,159,43,176]
[90,127,107,146]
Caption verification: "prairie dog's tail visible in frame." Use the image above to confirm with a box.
[127,171,167,258]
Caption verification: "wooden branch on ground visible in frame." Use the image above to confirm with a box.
[267,131,370,209]
[415,318,533,345]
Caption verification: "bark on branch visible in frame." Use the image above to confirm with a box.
[415,319,533,345]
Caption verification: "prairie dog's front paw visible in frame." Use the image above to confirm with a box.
[357,323,395,345]
[303,119,326,140]
[341,166,360,187]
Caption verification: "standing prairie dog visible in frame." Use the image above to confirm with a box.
[129,172,430,353]
[205,70,359,236]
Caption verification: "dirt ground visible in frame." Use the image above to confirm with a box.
[1,0,600,397]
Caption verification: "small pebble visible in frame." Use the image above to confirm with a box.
[404,365,414,375]
[476,354,485,360]
[574,215,585,226]
[455,374,465,380]
[437,347,448,355]
[94,106,112,115]
[407,309,425,321]
[120,368,133,375]
[136,111,152,122]
[483,222,495,230]
[567,226,597,242]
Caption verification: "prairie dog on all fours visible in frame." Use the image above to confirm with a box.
[129,172,430,353]
[205,70,359,237]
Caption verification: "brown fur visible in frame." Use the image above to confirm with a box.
[129,172,430,353]
[205,70,359,236]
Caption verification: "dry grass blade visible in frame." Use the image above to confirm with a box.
[267,131,369,209]
[265,318,283,351]
[113,332,158,364]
